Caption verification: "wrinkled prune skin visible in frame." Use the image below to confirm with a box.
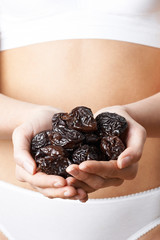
[84,133,100,144]
[72,145,100,164]
[35,145,67,160]
[36,155,72,178]
[101,136,125,160]
[52,127,85,150]
[66,106,97,132]
[31,130,53,157]
[35,145,72,178]
[96,112,128,137]
[52,112,71,129]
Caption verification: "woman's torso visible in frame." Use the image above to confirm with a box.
[0,39,160,198]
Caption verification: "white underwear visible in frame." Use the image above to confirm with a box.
[0,181,159,240]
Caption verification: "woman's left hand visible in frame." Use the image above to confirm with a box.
[66,105,146,195]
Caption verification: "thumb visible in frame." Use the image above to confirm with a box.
[117,123,146,169]
[12,124,36,174]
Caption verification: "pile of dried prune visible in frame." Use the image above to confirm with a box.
[30,106,128,178]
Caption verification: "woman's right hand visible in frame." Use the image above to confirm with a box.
[12,105,87,201]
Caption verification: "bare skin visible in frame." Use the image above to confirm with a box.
[0,231,8,240]
[0,39,160,200]
[139,225,160,240]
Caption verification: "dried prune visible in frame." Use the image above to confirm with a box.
[101,136,125,160]
[31,130,53,156]
[52,112,70,129]
[52,127,85,150]
[30,107,128,178]
[96,112,128,137]
[72,145,100,164]
[35,145,67,160]
[36,155,72,178]
[84,133,100,144]
[35,145,72,178]
[66,106,97,132]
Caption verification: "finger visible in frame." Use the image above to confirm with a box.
[70,188,89,202]
[103,178,124,187]
[79,197,88,203]
[79,160,138,180]
[117,123,146,169]
[79,160,118,178]
[12,125,36,174]
[66,164,106,190]
[15,165,67,188]
[66,177,94,193]
[35,185,78,199]
[77,188,88,202]
[70,178,124,193]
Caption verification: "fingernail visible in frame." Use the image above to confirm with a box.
[54,182,64,187]
[24,162,34,174]
[64,190,71,197]
[68,168,79,176]
[121,156,131,168]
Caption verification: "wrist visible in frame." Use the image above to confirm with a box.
[123,103,140,123]
[20,104,62,130]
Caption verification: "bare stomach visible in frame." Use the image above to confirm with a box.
[0,39,160,198]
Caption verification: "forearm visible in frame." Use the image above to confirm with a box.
[0,94,40,139]
[0,94,56,139]
[124,92,160,138]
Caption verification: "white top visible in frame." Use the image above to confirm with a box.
[1,0,160,50]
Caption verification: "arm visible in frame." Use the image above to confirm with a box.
[67,93,160,193]
[124,92,160,138]
[67,95,157,193]
[0,93,87,201]
[0,93,50,139]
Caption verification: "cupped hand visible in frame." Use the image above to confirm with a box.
[12,105,87,201]
[66,105,147,194]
